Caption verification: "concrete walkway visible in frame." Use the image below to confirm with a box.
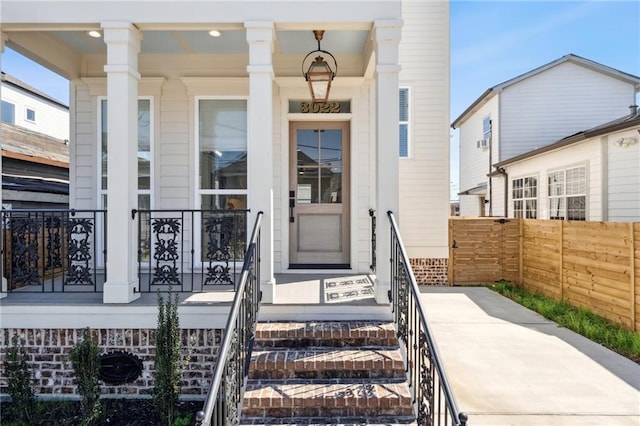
[419,287,640,426]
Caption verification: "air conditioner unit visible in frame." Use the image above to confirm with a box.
[477,139,489,149]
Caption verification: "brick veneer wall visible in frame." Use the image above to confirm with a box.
[410,258,448,285]
[0,328,222,397]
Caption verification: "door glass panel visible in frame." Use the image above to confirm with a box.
[297,129,342,204]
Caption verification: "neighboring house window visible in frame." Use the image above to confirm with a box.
[483,115,491,143]
[197,99,247,210]
[2,101,15,124]
[548,165,586,221]
[399,87,410,158]
[512,176,537,218]
[25,107,36,122]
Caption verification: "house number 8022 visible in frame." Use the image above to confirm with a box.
[300,102,341,114]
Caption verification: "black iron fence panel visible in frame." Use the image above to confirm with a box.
[1,209,106,292]
[387,211,468,426]
[135,209,248,293]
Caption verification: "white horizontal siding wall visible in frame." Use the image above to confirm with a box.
[606,128,640,222]
[398,0,450,258]
[500,61,636,161]
[457,96,498,216]
[70,81,97,210]
[504,138,603,221]
[2,83,69,141]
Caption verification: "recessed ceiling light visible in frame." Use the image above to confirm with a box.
[88,30,102,38]
[208,30,221,37]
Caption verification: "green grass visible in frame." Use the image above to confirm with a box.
[489,281,640,364]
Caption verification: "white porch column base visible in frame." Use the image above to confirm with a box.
[374,20,402,304]
[101,22,141,304]
[246,22,275,303]
[103,281,139,304]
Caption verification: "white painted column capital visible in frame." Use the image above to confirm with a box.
[245,21,276,302]
[373,19,402,304]
[102,21,141,303]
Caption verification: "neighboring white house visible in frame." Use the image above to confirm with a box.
[1,72,70,208]
[0,0,451,396]
[452,54,640,217]
[1,72,69,141]
[493,105,640,222]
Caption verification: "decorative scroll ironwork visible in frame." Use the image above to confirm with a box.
[224,330,240,425]
[45,216,63,270]
[203,215,234,285]
[151,218,181,285]
[9,217,41,287]
[66,217,95,285]
[417,331,435,425]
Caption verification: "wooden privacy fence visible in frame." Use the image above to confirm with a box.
[449,218,640,331]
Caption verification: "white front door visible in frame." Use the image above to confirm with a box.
[289,121,350,267]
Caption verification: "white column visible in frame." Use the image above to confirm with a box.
[101,22,141,303]
[374,20,402,303]
[1,32,7,298]
[245,22,275,303]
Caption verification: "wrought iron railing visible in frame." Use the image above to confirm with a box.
[133,209,248,292]
[369,208,376,272]
[1,209,107,292]
[387,211,468,426]
[195,211,263,426]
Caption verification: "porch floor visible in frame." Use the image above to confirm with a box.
[0,273,377,307]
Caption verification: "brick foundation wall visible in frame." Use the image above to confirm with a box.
[410,258,448,285]
[0,328,222,397]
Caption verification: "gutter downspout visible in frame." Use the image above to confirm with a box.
[496,167,508,217]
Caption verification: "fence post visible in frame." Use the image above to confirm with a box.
[630,222,636,331]
[518,219,524,286]
[559,221,564,301]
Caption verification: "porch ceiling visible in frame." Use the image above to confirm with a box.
[3,27,371,79]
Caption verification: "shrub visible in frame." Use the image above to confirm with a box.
[69,327,102,425]
[153,291,188,426]
[4,332,36,424]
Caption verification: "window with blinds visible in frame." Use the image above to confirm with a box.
[399,87,410,158]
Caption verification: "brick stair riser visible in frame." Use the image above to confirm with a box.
[248,349,405,380]
[241,322,415,424]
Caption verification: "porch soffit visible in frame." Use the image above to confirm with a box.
[3,28,372,79]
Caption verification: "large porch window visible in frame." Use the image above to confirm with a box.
[99,98,153,259]
[197,99,248,210]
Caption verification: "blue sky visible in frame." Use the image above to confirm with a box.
[2,1,639,200]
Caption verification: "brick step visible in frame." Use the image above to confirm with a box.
[241,382,414,419]
[254,321,397,348]
[248,347,405,380]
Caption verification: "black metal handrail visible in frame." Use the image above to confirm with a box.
[1,209,107,292]
[133,209,248,293]
[369,208,376,272]
[195,211,263,426]
[387,211,467,426]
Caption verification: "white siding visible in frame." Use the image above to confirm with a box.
[504,138,603,221]
[1,82,69,140]
[607,129,640,221]
[500,61,636,161]
[457,96,498,216]
[71,81,97,210]
[398,0,451,258]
